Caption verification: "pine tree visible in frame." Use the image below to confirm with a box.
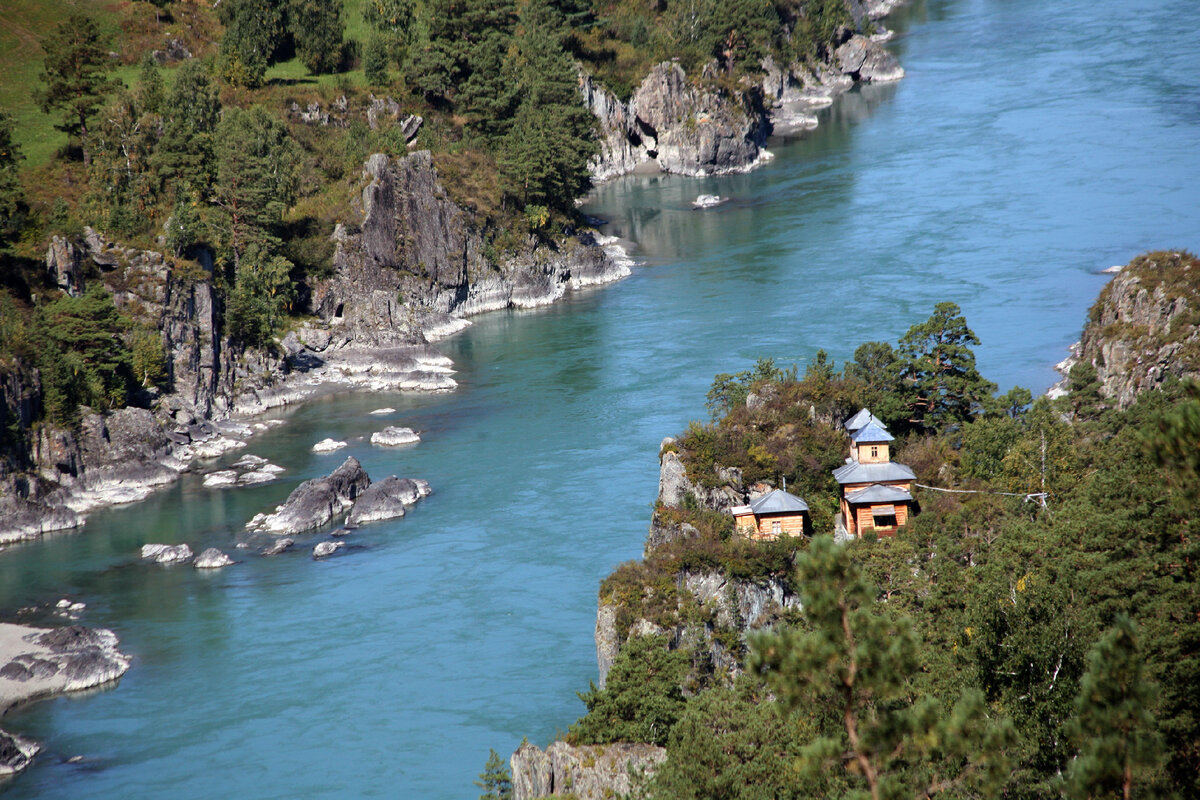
[896,302,996,432]
[0,111,25,245]
[1064,616,1161,800]
[570,634,688,746]
[33,13,119,167]
[218,0,285,88]
[212,106,300,266]
[290,0,345,75]
[474,749,513,800]
[155,60,221,195]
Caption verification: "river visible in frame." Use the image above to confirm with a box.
[2,0,1199,796]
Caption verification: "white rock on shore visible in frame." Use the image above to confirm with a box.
[370,426,420,446]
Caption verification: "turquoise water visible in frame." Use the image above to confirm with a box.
[3,0,1199,796]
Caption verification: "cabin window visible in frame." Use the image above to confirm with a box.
[771,520,781,535]
[870,445,878,458]
[872,514,897,529]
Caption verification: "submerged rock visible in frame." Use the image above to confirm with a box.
[370,426,420,446]
[140,543,193,564]
[193,548,234,569]
[313,541,345,558]
[238,469,278,485]
[0,729,40,776]
[249,457,371,535]
[345,476,432,525]
[693,194,724,208]
[368,407,395,415]
[261,537,295,556]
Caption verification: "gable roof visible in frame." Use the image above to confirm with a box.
[844,408,886,432]
[846,483,913,504]
[749,489,809,514]
[850,421,894,444]
[833,460,916,485]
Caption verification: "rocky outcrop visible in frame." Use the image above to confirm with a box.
[595,567,799,688]
[345,476,431,525]
[510,740,666,800]
[248,457,371,535]
[582,63,766,180]
[582,9,906,180]
[656,438,746,514]
[1070,251,1200,407]
[313,152,631,344]
[835,34,905,83]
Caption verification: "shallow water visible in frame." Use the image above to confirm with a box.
[2,0,1199,796]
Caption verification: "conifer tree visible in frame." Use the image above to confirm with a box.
[155,60,221,194]
[33,13,119,167]
[218,0,285,87]
[474,749,513,800]
[290,0,345,75]
[0,111,25,246]
[896,302,996,432]
[750,538,1015,800]
[1064,616,1161,800]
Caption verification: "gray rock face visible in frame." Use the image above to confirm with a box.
[510,740,666,800]
[835,34,905,82]
[656,445,745,513]
[345,476,432,525]
[1073,252,1200,408]
[193,548,234,569]
[249,457,371,535]
[45,235,83,296]
[141,543,193,563]
[632,62,765,177]
[312,152,630,345]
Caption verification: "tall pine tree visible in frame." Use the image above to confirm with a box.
[33,13,119,167]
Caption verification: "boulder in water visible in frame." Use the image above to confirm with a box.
[313,541,345,558]
[193,548,235,569]
[248,457,371,535]
[346,476,433,525]
[312,438,347,453]
[370,426,420,446]
[261,537,295,556]
[141,543,193,563]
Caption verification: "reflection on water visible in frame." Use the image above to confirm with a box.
[2,0,1199,797]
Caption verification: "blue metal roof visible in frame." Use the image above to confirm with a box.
[846,483,913,504]
[749,489,809,514]
[851,421,894,443]
[833,460,916,485]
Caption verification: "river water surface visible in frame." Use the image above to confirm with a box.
[2,0,1199,796]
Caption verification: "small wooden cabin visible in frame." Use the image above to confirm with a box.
[833,411,917,538]
[731,489,809,541]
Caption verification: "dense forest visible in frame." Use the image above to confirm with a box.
[0,0,858,435]
[505,268,1200,799]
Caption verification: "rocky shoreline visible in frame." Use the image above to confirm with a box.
[0,623,132,776]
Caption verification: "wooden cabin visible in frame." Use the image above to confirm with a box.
[832,413,916,538]
[730,489,809,541]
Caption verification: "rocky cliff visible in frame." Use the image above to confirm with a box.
[594,441,799,689]
[1063,250,1200,407]
[510,741,666,800]
[582,28,904,180]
